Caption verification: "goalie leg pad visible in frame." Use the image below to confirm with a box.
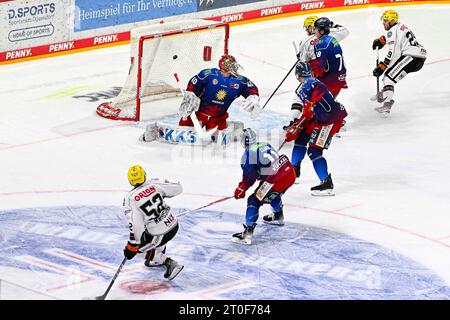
[141,122,158,142]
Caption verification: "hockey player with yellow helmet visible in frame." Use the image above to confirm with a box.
[122,165,184,280]
[371,10,427,115]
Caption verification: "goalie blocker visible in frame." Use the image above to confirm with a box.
[139,120,244,146]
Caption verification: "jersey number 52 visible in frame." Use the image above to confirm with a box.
[139,193,167,220]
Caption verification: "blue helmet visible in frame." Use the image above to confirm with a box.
[314,17,332,35]
[295,61,312,78]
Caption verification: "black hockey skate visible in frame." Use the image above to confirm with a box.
[311,174,335,196]
[263,210,284,226]
[231,224,255,245]
[294,163,301,184]
[163,257,184,280]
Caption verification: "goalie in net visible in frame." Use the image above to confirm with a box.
[141,54,262,146]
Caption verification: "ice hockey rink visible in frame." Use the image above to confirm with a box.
[1,4,450,300]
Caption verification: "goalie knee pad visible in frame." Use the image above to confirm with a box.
[143,123,158,142]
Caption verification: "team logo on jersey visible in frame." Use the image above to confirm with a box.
[387,31,392,37]
[216,90,227,100]
[212,79,218,85]
[230,83,239,89]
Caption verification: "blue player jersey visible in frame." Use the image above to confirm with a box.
[313,34,347,92]
[293,77,347,125]
[187,68,259,117]
[240,142,291,188]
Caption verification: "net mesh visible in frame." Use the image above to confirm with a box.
[98,20,228,121]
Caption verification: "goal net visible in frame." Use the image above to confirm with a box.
[97,20,229,121]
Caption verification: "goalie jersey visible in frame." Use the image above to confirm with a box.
[186,68,259,117]
[123,179,182,245]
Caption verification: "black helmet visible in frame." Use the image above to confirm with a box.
[295,61,312,78]
[314,17,332,35]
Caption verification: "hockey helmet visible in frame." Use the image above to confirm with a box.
[295,61,312,78]
[219,54,240,76]
[314,17,332,35]
[381,10,399,23]
[303,16,319,31]
[240,128,257,148]
[128,165,146,186]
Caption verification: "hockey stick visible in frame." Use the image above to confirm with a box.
[376,48,380,97]
[177,196,233,218]
[261,58,299,110]
[173,73,216,140]
[277,140,287,152]
[292,40,299,56]
[83,257,127,300]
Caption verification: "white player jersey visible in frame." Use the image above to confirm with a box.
[384,23,427,67]
[123,179,182,243]
[297,26,350,62]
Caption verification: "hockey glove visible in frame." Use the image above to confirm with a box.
[283,118,298,131]
[372,36,386,50]
[373,62,388,77]
[124,242,140,260]
[234,182,247,199]
[178,90,200,119]
[285,117,306,142]
[242,95,262,119]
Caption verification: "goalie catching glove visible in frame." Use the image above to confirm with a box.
[242,95,262,118]
[178,90,201,119]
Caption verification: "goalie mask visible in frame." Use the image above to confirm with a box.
[219,54,241,76]
[240,128,257,148]
[128,165,146,186]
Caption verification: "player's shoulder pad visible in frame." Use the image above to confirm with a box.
[315,34,334,50]
[197,68,219,80]
[148,178,181,186]
[238,75,256,87]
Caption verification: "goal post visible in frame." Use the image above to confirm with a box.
[97,20,229,121]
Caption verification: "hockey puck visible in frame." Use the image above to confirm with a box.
[173,55,178,60]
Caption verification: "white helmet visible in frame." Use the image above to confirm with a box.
[240,128,257,148]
